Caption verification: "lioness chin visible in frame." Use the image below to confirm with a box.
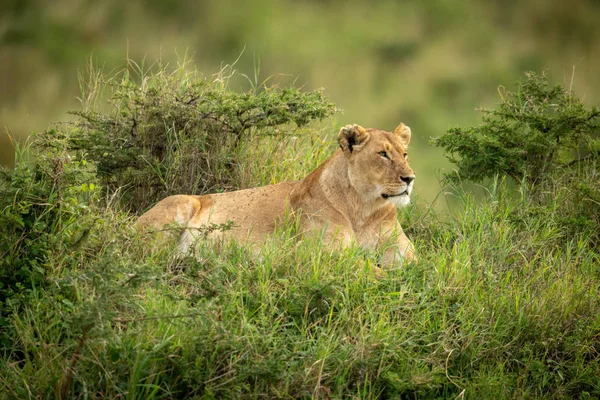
[136,123,416,265]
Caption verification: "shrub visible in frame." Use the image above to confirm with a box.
[0,135,100,351]
[64,61,336,212]
[433,71,600,186]
[433,71,600,247]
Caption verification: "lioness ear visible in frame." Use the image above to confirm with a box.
[338,124,370,155]
[394,123,411,147]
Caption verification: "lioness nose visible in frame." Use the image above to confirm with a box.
[401,176,414,185]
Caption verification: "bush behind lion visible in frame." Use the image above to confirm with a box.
[64,60,336,212]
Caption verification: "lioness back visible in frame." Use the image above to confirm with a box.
[136,181,299,249]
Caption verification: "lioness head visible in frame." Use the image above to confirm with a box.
[338,123,415,207]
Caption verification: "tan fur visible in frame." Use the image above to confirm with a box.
[136,123,416,264]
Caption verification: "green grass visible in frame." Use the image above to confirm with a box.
[1,170,599,398]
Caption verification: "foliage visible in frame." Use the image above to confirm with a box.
[0,135,99,351]
[1,181,599,398]
[433,72,600,185]
[63,61,336,212]
[1,67,600,398]
[434,72,600,247]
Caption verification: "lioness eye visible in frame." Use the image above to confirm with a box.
[378,151,390,160]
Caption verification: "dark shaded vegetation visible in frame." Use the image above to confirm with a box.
[0,139,100,350]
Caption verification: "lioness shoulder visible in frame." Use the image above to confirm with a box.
[136,123,416,264]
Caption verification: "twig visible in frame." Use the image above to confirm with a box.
[113,312,203,323]
[508,172,523,185]
[562,154,597,168]
[445,349,463,392]
[58,327,89,399]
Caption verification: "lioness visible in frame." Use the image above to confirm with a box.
[136,123,416,264]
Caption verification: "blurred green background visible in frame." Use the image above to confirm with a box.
[2,0,600,202]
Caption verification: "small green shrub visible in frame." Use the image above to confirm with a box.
[433,71,600,247]
[433,71,600,185]
[64,61,336,212]
[0,135,100,351]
